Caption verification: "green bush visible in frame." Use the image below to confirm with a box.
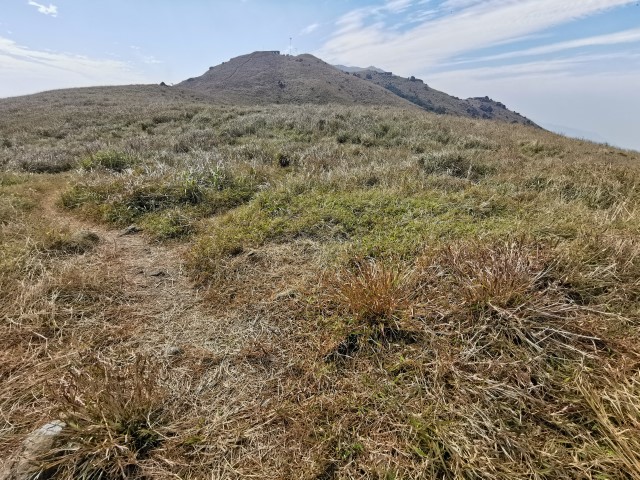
[142,209,194,239]
[80,150,136,172]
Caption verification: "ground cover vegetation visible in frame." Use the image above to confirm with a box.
[1,89,640,479]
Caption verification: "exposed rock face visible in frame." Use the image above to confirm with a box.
[1,420,65,480]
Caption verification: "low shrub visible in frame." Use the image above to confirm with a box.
[80,150,136,172]
[418,150,493,180]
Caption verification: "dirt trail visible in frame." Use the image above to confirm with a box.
[2,188,282,479]
[39,188,212,353]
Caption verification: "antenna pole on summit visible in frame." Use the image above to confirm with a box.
[289,37,292,55]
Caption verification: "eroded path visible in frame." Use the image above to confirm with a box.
[2,180,318,479]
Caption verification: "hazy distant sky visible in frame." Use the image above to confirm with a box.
[1,1,639,150]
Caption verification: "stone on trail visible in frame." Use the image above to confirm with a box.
[120,224,141,236]
[0,420,65,480]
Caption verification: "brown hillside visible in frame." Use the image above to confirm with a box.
[2,89,640,478]
[351,69,536,126]
[0,84,215,111]
[177,51,416,108]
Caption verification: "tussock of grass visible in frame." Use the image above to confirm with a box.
[414,240,604,355]
[79,149,137,172]
[325,258,412,328]
[16,149,77,173]
[38,357,168,479]
[417,149,493,180]
[37,228,100,255]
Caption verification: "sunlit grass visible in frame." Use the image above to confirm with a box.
[1,97,640,478]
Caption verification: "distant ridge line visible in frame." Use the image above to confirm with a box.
[175,51,536,126]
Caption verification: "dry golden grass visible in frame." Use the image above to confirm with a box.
[1,97,640,478]
[325,259,412,329]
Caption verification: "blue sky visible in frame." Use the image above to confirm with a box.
[1,0,639,150]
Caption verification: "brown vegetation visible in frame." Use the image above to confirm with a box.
[1,90,640,478]
[177,51,414,109]
[349,68,535,125]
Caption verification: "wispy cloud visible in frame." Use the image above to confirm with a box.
[129,45,163,65]
[446,28,640,67]
[385,0,414,13]
[430,52,640,83]
[300,23,319,35]
[0,37,148,97]
[27,1,58,17]
[317,0,637,73]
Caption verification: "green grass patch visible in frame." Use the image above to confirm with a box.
[80,150,137,172]
[188,184,520,281]
[61,169,260,238]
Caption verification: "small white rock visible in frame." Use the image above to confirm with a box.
[165,346,183,357]
[1,420,65,480]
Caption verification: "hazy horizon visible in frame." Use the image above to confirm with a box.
[2,0,639,150]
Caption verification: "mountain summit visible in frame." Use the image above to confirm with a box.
[177,51,412,108]
[178,51,535,126]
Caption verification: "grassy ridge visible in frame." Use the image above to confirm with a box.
[1,97,640,478]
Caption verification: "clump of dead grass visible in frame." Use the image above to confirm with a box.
[578,369,640,478]
[38,228,100,256]
[414,239,609,357]
[39,356,168,480]
[324,258,412,330]
[555,234,640,311]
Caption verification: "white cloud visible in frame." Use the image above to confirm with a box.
[27,1,58,17]
[300,23,319,35]
[457,28,640,64]
[317,0,637,73]
[0,37,149,98]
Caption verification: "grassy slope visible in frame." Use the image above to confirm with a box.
[1,94,640,479]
